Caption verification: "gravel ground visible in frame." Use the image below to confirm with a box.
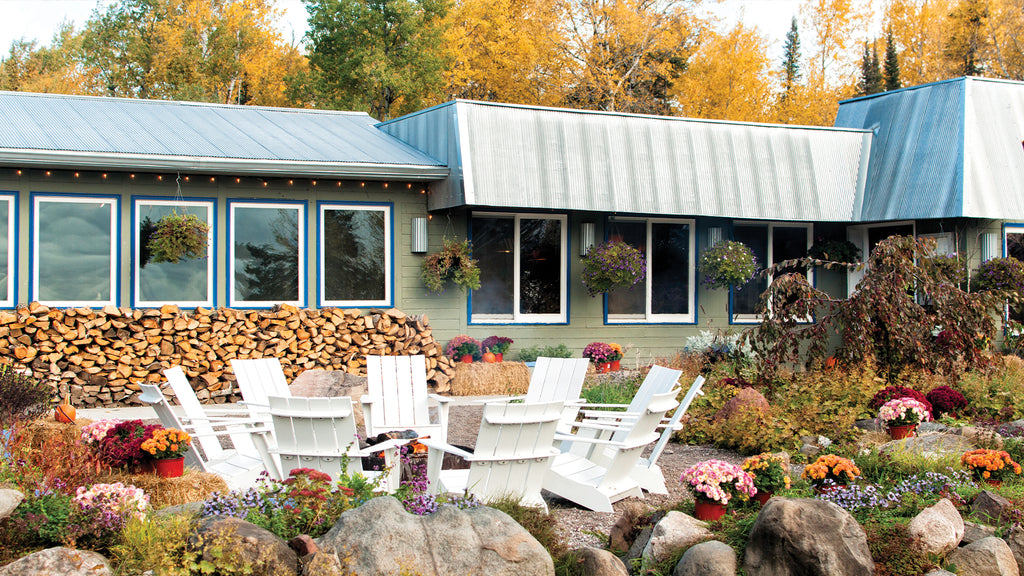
[443,403,744,550]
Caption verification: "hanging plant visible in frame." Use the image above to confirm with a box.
[699,240,758,290]
[580,240,647,297]
[421,238,481,293]
[148,212,210,264]
[807,238,861,264]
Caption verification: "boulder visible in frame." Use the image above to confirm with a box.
[971,490,1012,523]
[951,426,1003,449]
[305,550,348,576]
[289,370,368,426]
[624,525,655,566]
[878,433,975,458]
[641,511,713,568]
[1005,523,1024,575]
[907,498,963,556]
[743,497,873,576]
[0,488,24,520]
[945,536,1019,576]
[0,547,110,576]
[316,496,553,576]
[962,521,996,545]
[716,388,769,421]
[191,516,298,576]
[923,571,956,576]
[576,547,629,576]
[917,421,950,434]
[674,540,737,576]
[608,501,647,554]
[853,418,883,432]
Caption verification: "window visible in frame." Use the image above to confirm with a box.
[134,199,214,308]
[1005,225,1024,323]
[33,195,118,306]
[229,201,305,307]
[732,223,812,322]
[846,221,915,295]
[0,194,14,308]
[471,213,566,323]
[319,203,391,307]
[606,218,695,323]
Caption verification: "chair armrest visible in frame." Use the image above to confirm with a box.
[553,431,658,451]
[428,394,452,404]
[185,424,273,438]
[577,402,630,410]
[417,437,474,459]
[354,437,410,457]
[563,419,634,434]
[178,415,270,428]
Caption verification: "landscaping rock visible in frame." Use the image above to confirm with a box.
[289,370,368,426]
[576,547,629,576]
[951,426,1003,449]
[716,388,769,421]
[879,432,975,458]
[971,490,1012,523]
[304,550,349,575]
[853,418,883,432]
[907,498,963,556]
[192,516,298,576]
[0,488,24,519]
[945,536,1019,576]
[0,546,111,576]
[609,501,646,554]
[917,421,950,434]
[289,534,318,557]
[673,540,736,576]
[641,511,713,568]
[624,525,654,566]
[1004,523,1024,575]
[743,497,873,576]
[962,521,996,545]
[155,501,203,517]
[799,435,832,458]
[316,496,554,576]
[923,570,956,576]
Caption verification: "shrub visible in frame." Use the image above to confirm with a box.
[0,363,54,430]
[922,254,968,287]
[957,364,1024,421]
[869,386,933,418]
[1,488,73,547]
[925,385,968,417]
[517,344,573,362]
[108,514,194,576]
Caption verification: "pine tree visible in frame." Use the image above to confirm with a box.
[781,16,800,101]
[858,40,884,95]
[883,28,901,91]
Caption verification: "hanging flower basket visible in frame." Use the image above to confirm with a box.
[699,240,758,290]
[421,238,481,293]
[148,212,210,264]
[581,240,646,297]
[807,238,861,264]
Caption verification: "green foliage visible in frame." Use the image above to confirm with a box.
[921,254,968,288]
[516,343,573,362]
[957,362,1024,421]
[864,522,936,576]
[0,362,53,430]
[421,238,481,293]
[699,240,758,290]
[580,240,646,296]
[147,212,210,265]
[109,514,194,576]
[185,524,293,576]
[580,372,642,406]
[1,490,73,548]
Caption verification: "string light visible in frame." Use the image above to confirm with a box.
[157,175,163,181]
[428,214,433,220]
[383,182,388,188]
[183,175,189,182]
[209,177,215,183]
[407,183,412,189]
[288,180,293,185]
[360,182,365,187]
[15,170,21,176]
[336,181,341,187]
[45,171,51,176]
[74,172,80,178]
[130,174,135,179]
[262,181,268,187]
[102,173,107,179]
[311,180,317,186]
[235,178,241,184]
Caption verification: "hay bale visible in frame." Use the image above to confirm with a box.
[100,470,229,509]
[450,362,530,396]
[22,417,91,449]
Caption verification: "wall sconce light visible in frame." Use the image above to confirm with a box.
[411,217,428,253]
[708,227,723,247]
[980,232,1000,262]
[580,222,596,256]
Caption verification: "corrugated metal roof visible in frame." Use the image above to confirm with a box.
[381,100,871,221]
[0,91,446,179]
[835,76,1024,221]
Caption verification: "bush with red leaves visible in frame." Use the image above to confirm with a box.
[869,386,933,418]
[926,385,968,417]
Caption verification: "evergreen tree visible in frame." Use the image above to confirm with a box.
[781,16,801,101]
[858,40,884,95]
[883,27,901,91]
[945,0,988,77]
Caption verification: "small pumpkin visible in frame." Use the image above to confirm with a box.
[55,401,76,423]
[482,352,497,363]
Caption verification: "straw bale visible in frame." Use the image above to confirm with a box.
[100,470,229,509]
[450,362,530,396]
[22,418,90,450]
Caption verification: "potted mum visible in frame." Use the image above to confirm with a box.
[582,342,614,373]
[141,427,193,478]
[580,240,647,297]
[681,459,757,521]
[699,240,758,290]
[445,335,482,363]
[879,396,931,439]
[607,343,624,371]
[801,454,861,493]
[962,449,1023,486]
[97,419,162,472]
[742,453,791,505]
[481,336,513,362]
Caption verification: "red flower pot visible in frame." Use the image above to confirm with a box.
[154,457,184,478]
[754,490,773,506]
[599,362,612,374]
[611,359,621,371]
[495,353,503,362]
[693,498,726,521]
[460,354,473,364]
[986,478,1003,488]
[888,424,917,440]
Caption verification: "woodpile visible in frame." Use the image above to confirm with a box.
[1,302,455,408]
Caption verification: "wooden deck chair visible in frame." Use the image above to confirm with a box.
[627,375,705,494]
[542,389,680,512]
[266,395,406,492]
[230,358,291,413]
[421,400,563,511]
[361,355,451,443]
[163,366,260,456]
[522,357,590,434]
[137,383,277,489]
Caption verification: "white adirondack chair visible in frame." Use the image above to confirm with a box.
[137,383,277,489]
[361,355,451,443]
[230,358,291,414]
[543,389,680,512]
[624,375,705,494]
[163,366,260,456]
[521,357,590,434]
[421,400,564,511]
[266,395,406,492]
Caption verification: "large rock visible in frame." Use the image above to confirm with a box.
[716,388,770,421]
[1005,523,1024,575]
[972,490,1012,523]
[576,547,629,576]
[878,432,976,458]
[641,511,713,568]
[907,498,963,556]
[0,547,110,575]
[289,369,368,426]
[192,516,298,576]
[0,488,24,519]
[674,540,737,576]
[743,497,873,576]
[962,521,996,545]
[945,536,1019,576]
[316,496,553,576]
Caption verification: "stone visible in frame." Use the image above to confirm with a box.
[918,421,950,434]
[853,418,883,432]
[316,496,553,576]
[609,501,647,554]
[674,540,737,576]
[289,370,368,426]
[923,571,956,576]
[945,536,1019,576]
[962,521,997,545]
[879,433,976,459]
[715,388,769,421]
[951,426,1003,449]
[192,516,298,576]
[972,490,1012,523]
[305,550,349,576]
[0,488,24,519]
[289,534,318,557]
[1005,523,1024,575]
[743,497,873,576]
[155,501,203,517]
[907,498,964,556]
[623,525,655,567]
[576,547,629,576]
[0,546,111,575]
[641,511,713,568]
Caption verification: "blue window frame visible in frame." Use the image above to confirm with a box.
[133,198,215,308]
[229,200,306,308]
[318,202,392,308]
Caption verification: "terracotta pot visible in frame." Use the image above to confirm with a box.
[599,362,612,374]
[888,424,917,440]
[154,457,185,478]
[986,478,1003,488]
[754,490,773,505]
[495,353,503,362]
[693,498,727,521]
[611,359,621,371]
[460,354,473,364]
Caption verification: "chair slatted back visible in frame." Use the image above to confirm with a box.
[163,367,228,462]
[268,395,360,479]
[231,358,291,408]
[601,389,679,487]
[525,357,590,404]
[365,355,431,431]
[138,383,207,469]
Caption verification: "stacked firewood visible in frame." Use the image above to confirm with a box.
[0,302,454,407]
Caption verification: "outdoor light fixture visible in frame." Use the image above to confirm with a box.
[981,232,1000,262]
[580,222,596,256]
[412,217,428,253]
[708,227,724,247]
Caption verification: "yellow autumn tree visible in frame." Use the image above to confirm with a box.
[0,24,98,94]
[883,0,956,86]
[800,0,870,83]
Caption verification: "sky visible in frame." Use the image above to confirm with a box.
[0,0,804,60]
